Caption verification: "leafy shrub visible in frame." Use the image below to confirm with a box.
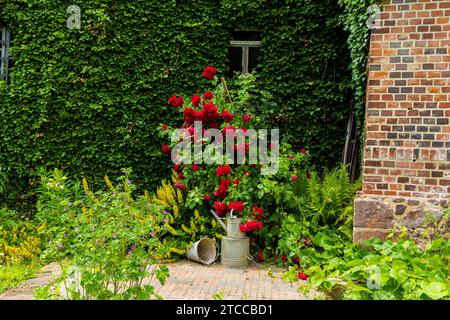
[0,208,41,265]
[285,234,450,300]
[159,67,312,258]
[278,166,360,263]
[36,169,170,300]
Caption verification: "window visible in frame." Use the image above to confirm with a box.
[0,23,12,82]
[227,30,262,76]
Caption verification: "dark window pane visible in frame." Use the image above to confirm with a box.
[248,47,261,73]
[226,47,243,76]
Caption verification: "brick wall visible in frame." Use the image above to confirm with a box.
[354,0,450,242]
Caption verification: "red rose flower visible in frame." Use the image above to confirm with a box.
[297,272,309,281]
[281,255,287,263]
[292,175,298,182]
[202,102,220,122]
[173,164,182,173]
[204,194,211,201]
[177,173,185,180]
[168,95,184,107]
[221,111,235,123]
[216,165,232,177]
[288,155,294,159]
[233,179,240,185]
[242,114,251,123]
[174,183,186,190]
[192,164,200,172]
[214,202,228,217]
[161,124,168,131]
[184,108,197,124]
[161,145,171,154]
[251,206,263,219]
[228,201,244,212]
[203,91,214,100]
[299,148,307,154]
[191,95,201,107]
[202,66,217,80]
[240,224,248,233]
[257,249,264,263]
[292,257,300,265]
[209,122,219,129]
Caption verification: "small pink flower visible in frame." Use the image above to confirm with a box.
[242,114,251,123]
[292,175,298,182]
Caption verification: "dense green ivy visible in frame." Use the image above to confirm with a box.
[339,0,376,140]
[0,0,371,211]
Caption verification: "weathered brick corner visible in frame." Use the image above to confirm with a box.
[355,0,450,242]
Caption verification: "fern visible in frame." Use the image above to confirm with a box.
[297,166,361,229]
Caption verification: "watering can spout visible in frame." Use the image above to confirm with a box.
[211,210,227,231]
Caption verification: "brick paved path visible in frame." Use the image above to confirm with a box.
[150,260,309,300]
[0,260,310,300]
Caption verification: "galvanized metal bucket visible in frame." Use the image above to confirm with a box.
[221,236,250,269]
[211,210,251,269]
[186,238,218,265]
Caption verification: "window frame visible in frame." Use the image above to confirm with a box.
[228,40,262,74]
[0,23,11,82]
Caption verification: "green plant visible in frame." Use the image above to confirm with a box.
[0,263,40,294]
[0,208,41,265]
[290,235,450,300]
[295,166,361,230]
[36,169,171,300]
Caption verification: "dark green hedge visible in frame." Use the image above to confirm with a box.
[0,0,356,210]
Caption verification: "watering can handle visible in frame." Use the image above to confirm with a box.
[211,210,227,231]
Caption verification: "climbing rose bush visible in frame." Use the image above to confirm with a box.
[160,66,312,251]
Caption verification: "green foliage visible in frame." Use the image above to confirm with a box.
[0,208,41,265]
[0,0,355,211]
[0,263,40,294]
[295,166,361,228]
[339,0,376,139]
[294,235,450,300]
[35,169,171,300]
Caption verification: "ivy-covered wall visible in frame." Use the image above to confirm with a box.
[0,0,362,210]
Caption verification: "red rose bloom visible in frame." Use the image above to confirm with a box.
[228,201,244,212]
[192,164,200,172]
[174,183,186,190]
[281,255,287,263]
[203,91,214,100]
[242,114,252,123]
[202,66,217,80]
[257,249,264,263]
[233,179,240,185]
[184,108,197,125]
[168,95,184,107]
[161,124,168,131]
[299,148,307,154]
[240,224,248,233]
[202,102,220,122]
[204,194,211,201]
[216,165,232,177]
[161,145,171,154]
[214,201,228,217]
[209,122,219,129]
[251,206,263,219]
[221,111,235,123]
[292,257,300,265]
[292,175,298,182]
[297,272,309,281]
[173,164,182,173]
[177,173,185,180]
[191,95,201,107]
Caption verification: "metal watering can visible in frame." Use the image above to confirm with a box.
[211,209,250,269]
